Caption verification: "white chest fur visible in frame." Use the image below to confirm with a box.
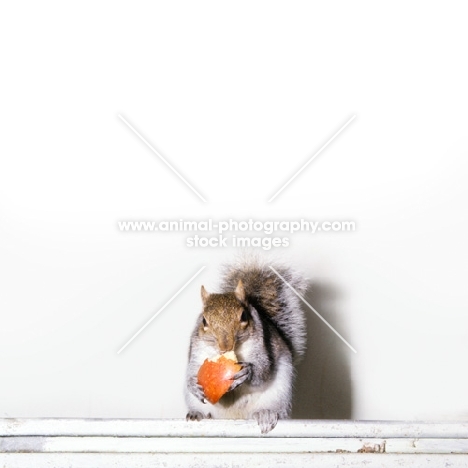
[209,353,293,419]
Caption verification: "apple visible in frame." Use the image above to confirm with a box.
[197,351,242,404]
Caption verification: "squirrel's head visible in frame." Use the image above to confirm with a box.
[199,280,251,353]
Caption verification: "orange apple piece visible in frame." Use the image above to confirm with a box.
[197,352,242,404]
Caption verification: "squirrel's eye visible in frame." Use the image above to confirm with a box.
[240,310,248,323]
[202,317,208,328]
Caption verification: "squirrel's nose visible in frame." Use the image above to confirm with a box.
[218,337,234,353]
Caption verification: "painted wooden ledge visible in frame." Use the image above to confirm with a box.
[1,419,468,467]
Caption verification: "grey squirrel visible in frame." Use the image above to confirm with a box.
[185,257,307,434]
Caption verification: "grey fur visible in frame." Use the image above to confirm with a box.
[219,256,307,361]
[185,257,307,434]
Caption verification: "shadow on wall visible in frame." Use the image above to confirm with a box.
[292,282,353,419]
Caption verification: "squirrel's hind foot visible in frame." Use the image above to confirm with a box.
[186,410,211,421]
[253,410,279,434]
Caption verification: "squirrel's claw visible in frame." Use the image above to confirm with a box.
[229,361,253,392]
[188,377,207,404]
[253,409,279,434]
[186,410,206,421]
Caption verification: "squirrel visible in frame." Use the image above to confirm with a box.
[185,257,307,434]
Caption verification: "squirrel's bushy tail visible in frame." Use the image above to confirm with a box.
[220,256,307,360]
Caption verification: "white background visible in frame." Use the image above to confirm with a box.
[1,1,467,421]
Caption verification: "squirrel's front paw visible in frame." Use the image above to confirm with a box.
[253,409,279,434]
[188,376,207,404]
[228,361,253,392]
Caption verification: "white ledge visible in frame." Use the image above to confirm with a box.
[2,418,468,438]
[1,419,468,468]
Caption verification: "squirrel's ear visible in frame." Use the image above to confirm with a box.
[234,280,246,303]
[201,285,210,304]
